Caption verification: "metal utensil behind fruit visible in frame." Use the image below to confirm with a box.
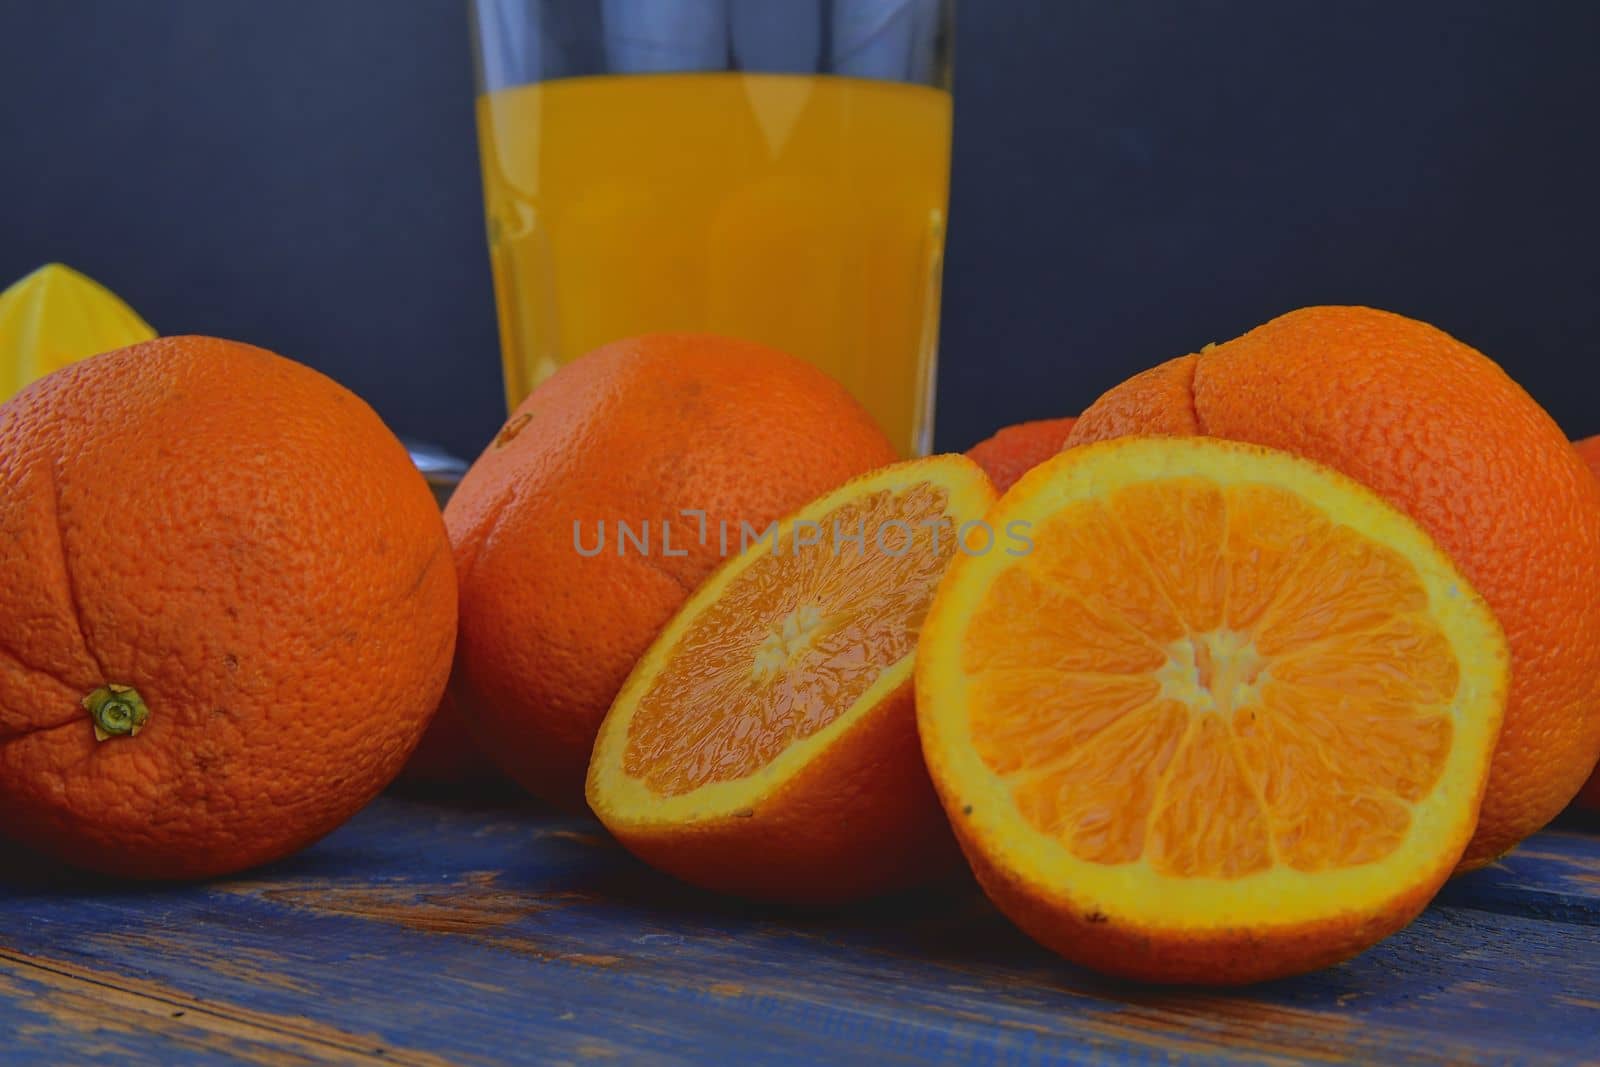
[405,439,468,509]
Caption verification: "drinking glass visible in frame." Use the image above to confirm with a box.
[470,0,953,456]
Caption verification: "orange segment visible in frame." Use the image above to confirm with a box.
[1148,714,1272,879]
[623,482,955,795]
[1022,499,1187,646]
[969,670,1161,777]
[1009,700,1188,865]
[588,456,995,903]
[1254,524,1432,655]
[963,477,1462,875]
[964,567,1166,676]
[1271,615,1460,705]
[1104,476,1229,633]
[1220,482,1332,632]
[917,436,1509,984]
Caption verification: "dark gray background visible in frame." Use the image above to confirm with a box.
[4,1,1597,461]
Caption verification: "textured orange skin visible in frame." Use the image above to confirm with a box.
[965,416,1077,493]
[1567,436,1600,813]
[0,337,457,879]
[448,335,898,808]
[943,806,1453,985]
[1070,307,1600,868]
[605,681,962,904]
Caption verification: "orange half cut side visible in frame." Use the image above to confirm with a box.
[916,436,1509,983]
[588,455,996,903]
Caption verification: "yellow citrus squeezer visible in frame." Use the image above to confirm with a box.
[0,263,155,404]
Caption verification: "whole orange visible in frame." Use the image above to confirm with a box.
[448,334,897,807]
[0,337,457,878]
[1567,435,1600,814]
[1069,306,1600,868]
[965,416,1077,493]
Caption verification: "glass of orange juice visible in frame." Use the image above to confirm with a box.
[470,0,953,456]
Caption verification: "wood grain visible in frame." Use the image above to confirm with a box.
[1,797,1596,1065]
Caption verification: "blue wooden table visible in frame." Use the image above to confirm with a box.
[2,795,1596,1065]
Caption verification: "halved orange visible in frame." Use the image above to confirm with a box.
[587,456,995,903]
[917,437,1509,984]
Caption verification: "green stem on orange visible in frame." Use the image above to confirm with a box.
[83,684,149,742]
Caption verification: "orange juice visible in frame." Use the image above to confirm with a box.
[476,72,952,456]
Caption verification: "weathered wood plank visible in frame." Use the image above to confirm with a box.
[1436,814,1600,926]
[0,949,443,1065]
[0,797,1595,1065]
